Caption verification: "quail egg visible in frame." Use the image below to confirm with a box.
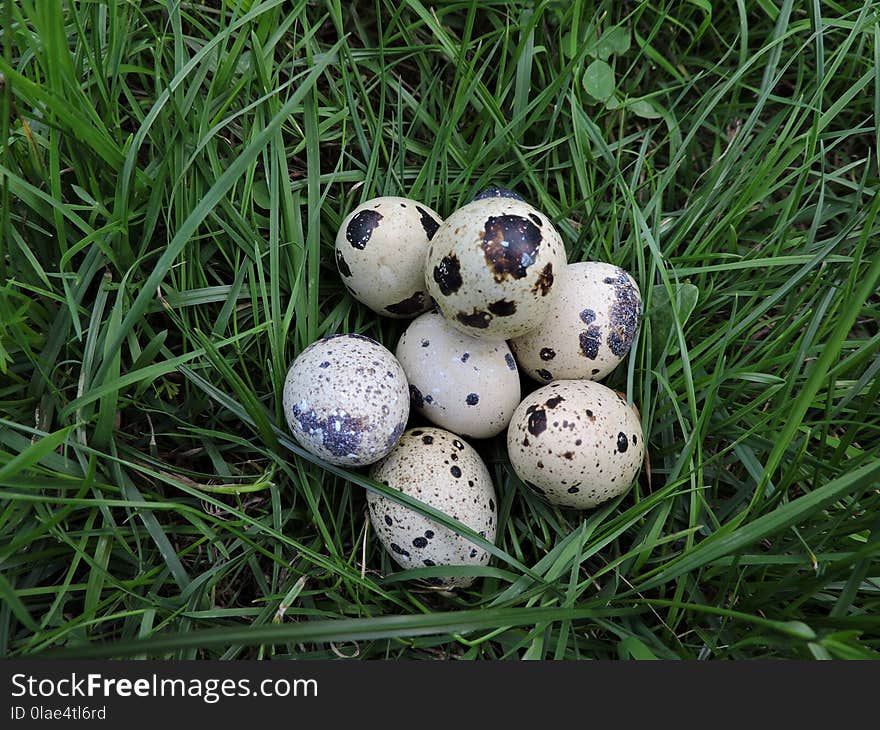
[506,380,644,509]
[472,186,525,202]
[282,334,409,466]
[368,427,497,588]
[395,310,521,439]
[510,261,643,383]
[424,196,567,340]
[335,196,443,318]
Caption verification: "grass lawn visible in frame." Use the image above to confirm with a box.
[1,0,879,660]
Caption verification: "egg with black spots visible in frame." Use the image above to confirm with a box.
[506,380,644,509]
[335,196,443,318]
[510,262,642,382]
[282,334,409,466]
[396,311,520,438]
[424,197,567,340]
[472,186,525,202]
[368,427,498,589]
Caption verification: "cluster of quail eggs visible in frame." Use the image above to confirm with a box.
[282,188,645,589]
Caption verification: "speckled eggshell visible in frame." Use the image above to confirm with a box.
[368,427,497,589]
[335,196,443,318]
[506,380,644,510]
[395,310,521,439]
[424,197,568,340]
[510,261,642,383]
[471,186,525,202]
[282,334,409,466]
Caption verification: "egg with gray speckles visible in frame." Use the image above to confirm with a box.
[368,427,497,589]
[506,380,644,510]
[282,334,410,466]
[335,196,443,318]
[510,262,643,383]
[395,310,521,439]
[424,197,567,340]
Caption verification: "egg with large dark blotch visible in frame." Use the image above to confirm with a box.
[510,261,643,382]
[424,197,567,340]
[335,196,443,319]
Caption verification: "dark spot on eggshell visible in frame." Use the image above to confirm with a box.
[632,434,638,444]
[488,299,517,316]
[384,419,406,451]
[346,209,382,249]
[425,530,434,538]
[335,249,352,277]
[450,465,462,478]
[473,186,524,202]
[424,394,433,403]
[412,537,428,549]
[292,404,366,458]
[580,308,596,324]
[390,543,410,557]
[409,383,424,409]
[489,498,495,510]
[433,254,463,295]
[563,451,574,460]
[539,347,555,361]
[480,214,542,282]
[537,369,552,381]
[384,515,393,526]
[531,262,554,296]
[461,352,470,362]
[319,361,330,369]
[421,339,430,347]
[452,439,464,450]
[527,408,547,436]
[617,432,629,453]
[567,486,580,494]
[422,434,434,445]
[505,353,517,370]
[423,559,435,566]
[415,206,441,240]
[385,291,426,316]
[605,269,642,357]
[545,395,564,409]
[579,325,602,359]
[456,308,492,329]
[466,393,479,406]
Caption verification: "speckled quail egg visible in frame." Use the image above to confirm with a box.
[424,196,568,340]
[395,310,521,439]
[335,196,443,318]
[282,334,409,466]
[472,186,525,202]
[368,427,497,588]
[506,380,644,510]
[510,261,643,383]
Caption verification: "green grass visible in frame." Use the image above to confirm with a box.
[1,0,879,660]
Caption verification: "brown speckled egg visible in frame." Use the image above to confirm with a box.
[368,427,497,588]
[395,310,521,439]
[335,196,443,318]
[282,334,409,466]
[506,380,644,509]
[424,197,567,340]
[510,262,642,383]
